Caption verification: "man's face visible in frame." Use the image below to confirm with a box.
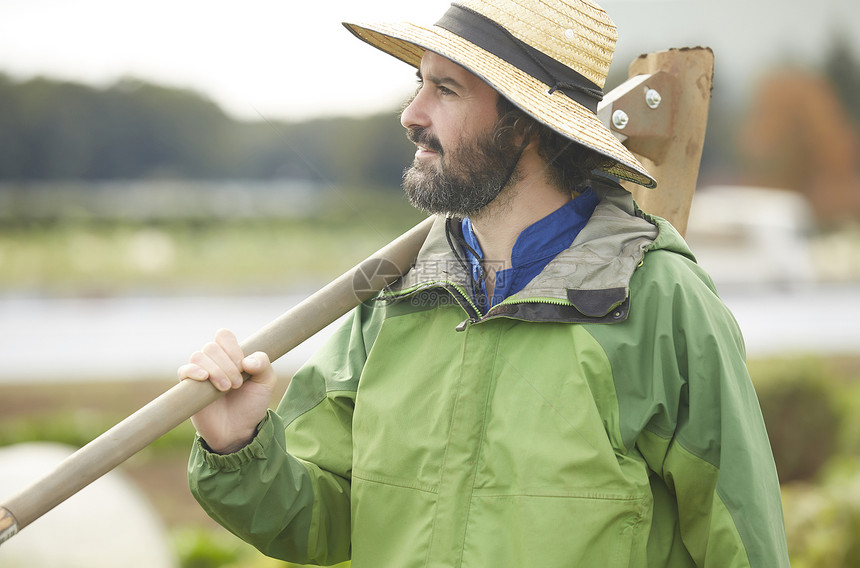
[400,52,521,217]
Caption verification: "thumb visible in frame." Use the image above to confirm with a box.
[242,351,276,385]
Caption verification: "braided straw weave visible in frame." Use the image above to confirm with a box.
[344,0,656,188]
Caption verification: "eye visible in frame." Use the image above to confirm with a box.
[437,85,456,97]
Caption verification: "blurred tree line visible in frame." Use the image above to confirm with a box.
[736,32,860,225]
[0,74,414,188]
[1,31,859,223]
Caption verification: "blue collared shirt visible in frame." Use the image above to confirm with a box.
[461,187,599,310]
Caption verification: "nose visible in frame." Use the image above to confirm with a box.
[400,87,430,130]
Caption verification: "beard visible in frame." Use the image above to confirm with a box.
[402,125,521,218]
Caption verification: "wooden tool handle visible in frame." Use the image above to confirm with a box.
[0,215,436,540]
[599,47,715,236]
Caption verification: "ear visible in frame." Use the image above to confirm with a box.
[495,102,540,152]
[507,109,540,151]
[509,118,541,157]
[520,129,540,152]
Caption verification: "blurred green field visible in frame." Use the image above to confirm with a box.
[0,186,425,296]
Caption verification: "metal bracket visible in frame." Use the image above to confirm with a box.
[598,70,677,165]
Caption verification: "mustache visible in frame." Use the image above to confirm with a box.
[406,127,444,156]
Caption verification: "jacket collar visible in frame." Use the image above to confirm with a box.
[384,180,664,320]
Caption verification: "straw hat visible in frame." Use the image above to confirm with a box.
[343,0,656,188]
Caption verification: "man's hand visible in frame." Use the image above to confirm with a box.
[178,328,277,454]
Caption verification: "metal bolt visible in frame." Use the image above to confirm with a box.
[645,89,662,109]
[612,109,629,130]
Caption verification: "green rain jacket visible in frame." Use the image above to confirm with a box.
[188,182,789,567]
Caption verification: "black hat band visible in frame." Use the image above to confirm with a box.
[435,4,604,113]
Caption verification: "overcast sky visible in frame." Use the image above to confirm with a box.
[1,0,857,122]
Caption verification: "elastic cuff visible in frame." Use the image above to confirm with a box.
[195,411,276,472]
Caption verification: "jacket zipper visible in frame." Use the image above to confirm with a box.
[382,280,483,331]
[455,294,582,330]
[385,283,596,330]
[443,283,482,331]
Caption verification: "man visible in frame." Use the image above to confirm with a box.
[179,1,790,566]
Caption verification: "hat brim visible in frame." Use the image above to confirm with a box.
[344,20,657,189]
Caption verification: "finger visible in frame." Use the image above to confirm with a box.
[190,349,234,392]
[214,328,245,369]
[177,363,209,382]
[204,339,245,385]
